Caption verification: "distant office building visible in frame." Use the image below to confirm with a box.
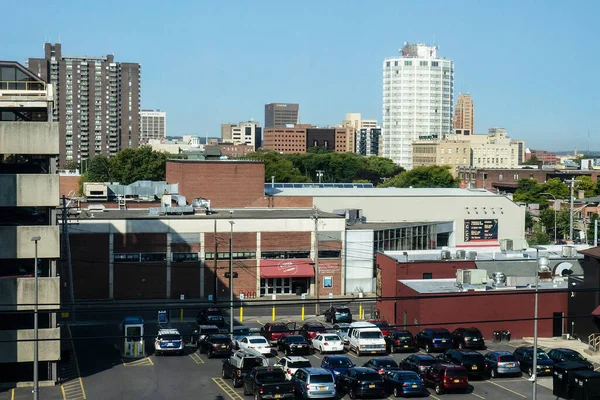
[264,103,299,128]
[263,125,353,154]
[140,110,166,141]
[453,93,474,135]
[220,121,262,151]
[526,149,558,165]
[356,127,381,156]
[467,128,520,169]
[27,43,141,168]
[382,43,454,169]
[343,113,377,130]
[412,139,471,177]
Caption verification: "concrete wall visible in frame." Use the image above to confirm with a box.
[0,328,60,363]
[0,122,59,155]
[0,226,60,258]
[345,230,375,294]
[0,175,59,207]
[0,277,60,311]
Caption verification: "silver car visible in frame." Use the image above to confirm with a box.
[484,351,522,377]
[291,367,336,399]
[333,323,351,342]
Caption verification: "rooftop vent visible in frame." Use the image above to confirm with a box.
[456,250,466,259]
[440,250,451,260]
[492,272,506,287]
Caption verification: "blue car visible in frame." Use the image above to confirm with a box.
[320,355,355,376]
[384,370,426,397]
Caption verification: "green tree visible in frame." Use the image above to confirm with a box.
[380,165,458,188]
[541,178,569,199]
[247,151,310,183]
[513,178,545,204]
[86,155,111,182]
[575,176,597,197]
[528,224,551,246]
[525,211,534,232]
[522,155,539,165]
[108,146,169,185]
[77,172,88,196]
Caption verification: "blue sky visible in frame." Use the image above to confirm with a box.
[4,0,599,151]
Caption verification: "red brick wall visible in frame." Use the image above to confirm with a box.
[113,233,167,252]
[262,232,311,251]
[166,160,266,208]
[59,175,80,197]
[271,197,313,208]
[318,259,342,297]
[171,262,200,299]
[204,232,257,251]
[69,234,109,300]
[114,262,166,300]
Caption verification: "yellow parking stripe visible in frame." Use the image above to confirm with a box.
[189,352,205,364]
[11,389,14,400]
[471,393,485,399]
[429,394,441,400]
[121,357,153,366]
[486,380,527,398]
[61,326,87,400]
[212,377,244,400]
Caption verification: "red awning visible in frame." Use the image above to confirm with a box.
[592,305,600,317]
[260,259,315,278]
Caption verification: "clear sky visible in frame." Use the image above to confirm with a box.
[4,0,599,151]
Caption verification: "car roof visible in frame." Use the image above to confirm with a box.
[301,367,333,375]
[488,351,514,356]
[391,330,412,334]
[368,357,396,363]
[414,354,437,360]
[325,355,352,360]
[352,367,379,373]
[208,334,230,339]
[304,322,325,327]
[334,323,351,327]
[452,349,483,355]
[286,335,306,339]
[436,363,467,370]
[425,328,449,333]
[553,348,576,353]
[244,335,267,340]
[198,325,220,329]
[283,356,310,362]
[158,329,181,335]
[254,367,283,372]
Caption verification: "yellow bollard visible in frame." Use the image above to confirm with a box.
[359,304,363,320]
[272,305,276,321]
[301,306,305,321]
[180,308,183,322]
[240,307,243,323]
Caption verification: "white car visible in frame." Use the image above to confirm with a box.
[276,356,312,380]
[312,334,344,354]
[237,336,272,355]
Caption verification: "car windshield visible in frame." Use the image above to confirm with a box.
[445,369,465,377]
[563,352,585,361]
[324,335,341,341]
[310,374,334,383]
[287,336,305,343]
[289,360,312,368]
[250,338,267,344]
[330,358,353,368]
[372,321,389,327]
[234,328,250,336]
[393,332,412,339]
[337,327,349,334]
[271,325,288,332]
[256,372,285,382]
[360,331,383,339]
[375,359,398,368]
[464,331,482,338]
[242,358,264,368]
[499,355,517,362]
[433,332,451,339]
[207,310,222,316]
[419,359,437,366]
[358,372,381,381]
[203,328,220,335]
[211,337,230,344]
[336,308,350,314]
[463,354,484,364]
[308,325,326,332]
[397,372,420,381]
[535,352,550,360]
[159,334,180,341]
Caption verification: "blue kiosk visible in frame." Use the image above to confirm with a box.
[120,316,145,358]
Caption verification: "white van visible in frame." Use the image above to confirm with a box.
[347,322,387,356]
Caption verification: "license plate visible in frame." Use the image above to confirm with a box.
[318,386,326,390]
[507,363,515,367]
[167,343,173,347]
[404,345,409,348]
[545,369,550,373]
[274,395,281,399]
[454,379,460,383]
[371,351,376,354]
[441,340,447,343]
[221,345,226,348]
[472,366,478,370]
[412,384,418,388]
[369,384,375,388]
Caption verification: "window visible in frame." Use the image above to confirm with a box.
[205,251,256,260]
[423,273,433,279]
[404,61,412,66]
[498,174,503,181]
[431,61,439,67]
[172,253,199,262]
[141,253,167,262]
[420,61,428,67]
[318,250,340,258]
[514,173,519,180]
[261,250,310,259]
[114,253,140,263]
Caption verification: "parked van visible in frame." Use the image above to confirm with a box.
[347,322,387,356]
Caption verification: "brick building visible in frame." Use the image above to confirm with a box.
[262,125,354,154]
[526,149,558,165]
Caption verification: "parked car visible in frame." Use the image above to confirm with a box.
[277,335,311,356]
[333,323,351,342]
[299,322,327,343]
[192,325,222,347]
[366,319,393,336]
[336,367,385,399]
[324,305,352,323]
[196,307,225,328]
[260,322,295,345]
[198,334,232,358]
[347,324,387,356]
[221,348,269,387]
[484,351,522,378]
[399,354,438,377]
[423,363,469,395]
[311,333,344,354]
[242,366,294,399]
[291,367,336,400]
[384,370,426,398]
[231,325,251,349]
[153,328,184,356]
[513,346,555,377]
[237,336,272,355]
[276,356,313,381]
[547,348,594,370]
[385,330,417,353]
[452,327,485,350]
[320,355,355,376]
[437,349,487,379]
[362,357,399,375]
[415,328,453,353]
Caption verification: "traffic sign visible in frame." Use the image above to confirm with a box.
[158,310,168,324]
[208,295,213,301]
[240,293,245,300]
[328,293,333,299]
[301,293,306,300]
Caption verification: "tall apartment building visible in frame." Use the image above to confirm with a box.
[412,139,471,177]
[356,127,381,156]
[264,103,299,128]
[140,109,166,141]
[220,121,262,150]
[263,125,353,154]
[343,113,378,130]
[382,43,454,169]
[28,43,141,168]
[0,62,60,384]
[453,93,474,134]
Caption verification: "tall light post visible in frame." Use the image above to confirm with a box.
[31,236,41,400]
[229,219,234,339]
[530,246,547,400]
[540,193,557,244]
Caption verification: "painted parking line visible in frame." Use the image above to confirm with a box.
[485,380,527,398]
[256,320,264,325]
[428,393,441,400]
[189,352,205,364]
[471,392,486,399]
[212,377,244,400]
[121,357,154,367]
[61,326,87,400]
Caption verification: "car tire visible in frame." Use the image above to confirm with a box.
[393,387,400,397]
[435,383,444,395]
[391,345,396,353]
[233,377,242,388]
[425,344,431,353]
[254,392,260,400]
[348,388,356,399]
[243,384,250,396]
[285,349,290,356]
[207,350,213,359]
[458,342,464,349]
[528,367,533,377]
[491,369,497,379]
[221,369,227,379]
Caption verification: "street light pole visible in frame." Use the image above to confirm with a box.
[31,236,41,400]
[541,193,557,243]
[312,209,320,316]
[229,219,234,339]
[531,246,547,400]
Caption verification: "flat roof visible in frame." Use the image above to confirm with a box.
[73,208,343,221]
[400,278,568,294]
[348,221,448,230]
[269,188,502,197]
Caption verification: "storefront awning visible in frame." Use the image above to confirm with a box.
[260,259,315,278]
[592,305,600,317]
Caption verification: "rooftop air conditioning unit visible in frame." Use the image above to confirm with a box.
[492,272,507,287]
[562,246,576,258]
[467,251,478,260]
[440,250,451,260]
[456,269,488,285]
[456,250,466,259]
[500,239,513,251]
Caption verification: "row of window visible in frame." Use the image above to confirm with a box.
[114,250,341,263]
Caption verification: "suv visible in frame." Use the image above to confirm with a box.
[438,349,487,379]
[324,306,352,323]
[415,328,453,353]
[320,355,355,376]
[336,367,385,399]
[367,320,393,336]
[221,348,269,388]
[299,322,327,343]
[277,335,310,356]
[198,334,232,358]
[261,322,295,345]
[276,356,313,381]
[547,348,594,370]
[191,325,221,347]
[513,346,555,377]
[484,351,521,378]
[423,363,469,395]
[196,308,225,328]
[154,328,184,356]
[385,330,417,353]
[452,327,485,349]
[291,368,336,399]
[399,354,438,377]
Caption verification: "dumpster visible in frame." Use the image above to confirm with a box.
[493,331,501,342]
[553,362,591,399]
[502,330,511,342]
[572,370,600,400]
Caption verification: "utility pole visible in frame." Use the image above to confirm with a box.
[213,220,218,304]
[316,170,324,184]
[312,208,320,316]
[31,236,41,400]
[229,218,234,339]
[567,179,575,241]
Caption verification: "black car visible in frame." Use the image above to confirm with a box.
[547,348,594,370]
[385,330,417,353]
[513,346,555,377]
[336,367,385,399]
[277,335,310,356]
[384,370,426,398]
[362,357,399,374]
[198,334,232,358]
[324,305,352,324]
[437,349,487,379]
[415,328,453,353]
[196,308,225,328]
[452,327,485,350]
[398,354,438,377]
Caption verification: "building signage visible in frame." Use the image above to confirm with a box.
[318,261,340,273]
[464,219,498,241]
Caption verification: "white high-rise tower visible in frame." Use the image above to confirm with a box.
[382,42,454,168]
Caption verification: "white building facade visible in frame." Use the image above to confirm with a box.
[382,43,454,169]
[140,110,167,140]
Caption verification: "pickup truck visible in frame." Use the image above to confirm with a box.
[242,367,294,399]
[222,349,269,388]
[260,322,296,345]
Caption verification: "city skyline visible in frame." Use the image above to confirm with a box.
[4,0,600,151]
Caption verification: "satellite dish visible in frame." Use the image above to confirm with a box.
[554,262,573,277]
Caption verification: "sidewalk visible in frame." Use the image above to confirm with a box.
[522,336,600,365]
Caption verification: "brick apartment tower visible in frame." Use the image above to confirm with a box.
[453,93,474,135]
[28,43,141,168]
[264,103,299,128]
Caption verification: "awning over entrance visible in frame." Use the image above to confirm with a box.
[592,305,600,316]
[260,259,315,278]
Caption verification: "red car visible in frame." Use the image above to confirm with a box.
[260,322,295,345]
[367,320,393,336]
[298,322,327,342]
